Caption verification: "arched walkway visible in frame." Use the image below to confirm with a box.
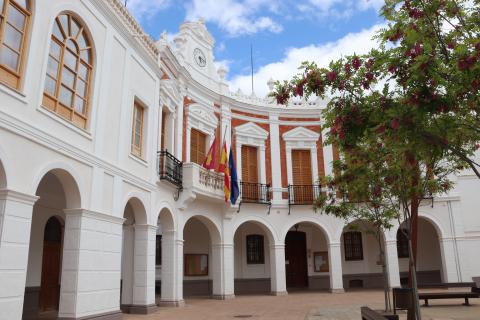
[233,220,275,295]
[398,217,444,285]
[283,222,331,291]
[182,215,221,298]
[23,169,81,319]
[340,220,386,290]
[120,197,152,314]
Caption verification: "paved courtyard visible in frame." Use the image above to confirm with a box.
[123,290,480,320]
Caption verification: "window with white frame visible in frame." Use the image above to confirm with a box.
[186,104,218,163]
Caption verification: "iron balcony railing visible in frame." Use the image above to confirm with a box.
[239,182,271,204]
[287,184,322,206]
[158,150,183,189]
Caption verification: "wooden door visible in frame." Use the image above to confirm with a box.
[190,128,206,165]
[292,150,313,202]
[161,110,167,151]
[241,145,259,200]
[285,231,308,288]
[39,217,63,311]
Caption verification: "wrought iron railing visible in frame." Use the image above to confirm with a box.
[158,150,182,189]
[240,182,271,204]
[287,184,322,206]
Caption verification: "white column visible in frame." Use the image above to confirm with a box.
[236,142,242,180]
[175,102,184,161]
[439,238,460,283]
[168,112,176,153]
[259,145,267,184]
[328,242,344,293]
[175,239,184,303]
[131,224,156,313]
[159,230,184,306]
[321,123,334,177]
[269,114,282,201]
[385,239,401,288]
[285,147,293,185]
[212,243,235,299]
[221,104,231,149]
[0,190,38,320]
[269,243,287,295]
[185,124,191,163]
[59,210,124,319]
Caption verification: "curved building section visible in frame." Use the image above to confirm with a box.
[0,1,478,320]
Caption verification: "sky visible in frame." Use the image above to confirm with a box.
[127,0,386,97]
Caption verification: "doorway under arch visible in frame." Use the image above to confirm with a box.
[23,169,80,319]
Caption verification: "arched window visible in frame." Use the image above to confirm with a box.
[0,0,32,89]
[42,13,93,129]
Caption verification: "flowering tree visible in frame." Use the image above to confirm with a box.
[273,1,479,319]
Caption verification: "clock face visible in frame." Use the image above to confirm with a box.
[193,48,207,67]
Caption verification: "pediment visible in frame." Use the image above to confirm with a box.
[188,104,218,128]
[234,122,269,140]
[282,127,320,141]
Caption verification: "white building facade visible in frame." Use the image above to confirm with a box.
[0,1,479,319]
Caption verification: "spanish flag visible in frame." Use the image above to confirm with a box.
[219,141,230,202]
[202,137,217,170]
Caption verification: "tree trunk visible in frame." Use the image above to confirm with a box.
[407,198,421,320]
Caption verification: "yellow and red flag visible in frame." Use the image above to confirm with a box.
[202,137,217,170]
[219,141,230,202]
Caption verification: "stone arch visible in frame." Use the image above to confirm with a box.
[183,214,222,244]
[32,164,82,209]
[281,217,333,245]
[122,193,148,225]
[232,218,277,295]
[397,214,445,285]
[232,216,277,244]
[155,201,176,232]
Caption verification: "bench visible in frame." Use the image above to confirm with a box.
[361,307,399,320]
[417,282,479,306]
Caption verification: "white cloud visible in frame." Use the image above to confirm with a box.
[228,23,385,97]
[185,0,283,36]
[126,0,171,20]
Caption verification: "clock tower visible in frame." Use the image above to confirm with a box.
[173,19,225,90]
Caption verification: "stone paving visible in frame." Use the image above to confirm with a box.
[123,290,480,320]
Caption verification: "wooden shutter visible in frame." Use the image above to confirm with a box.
[241,145,258,183]
[292,150,312,185]
[190,128,206,165]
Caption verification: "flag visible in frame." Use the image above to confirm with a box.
[220,141,230,202]
[202,137,217,170]
[229,146,239,205]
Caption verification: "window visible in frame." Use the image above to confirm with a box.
[343,231,363,261]
[292,149,313,202]
[131,102,144,157]
[241,145,258,183]
[246,234,264,264]
[42,13,93,129]
[0,0,31,89]
[190,128,206,165]
[397,229,409,258]
[155,235,162,266]
[184,254,208,276]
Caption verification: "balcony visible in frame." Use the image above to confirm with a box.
[158,150,183,189]
[182,162,225,201]
[238,182,271,213]
[287,184,322,214]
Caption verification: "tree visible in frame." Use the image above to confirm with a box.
[272,1,479,319]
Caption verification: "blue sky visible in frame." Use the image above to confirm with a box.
[127,0,386,96]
